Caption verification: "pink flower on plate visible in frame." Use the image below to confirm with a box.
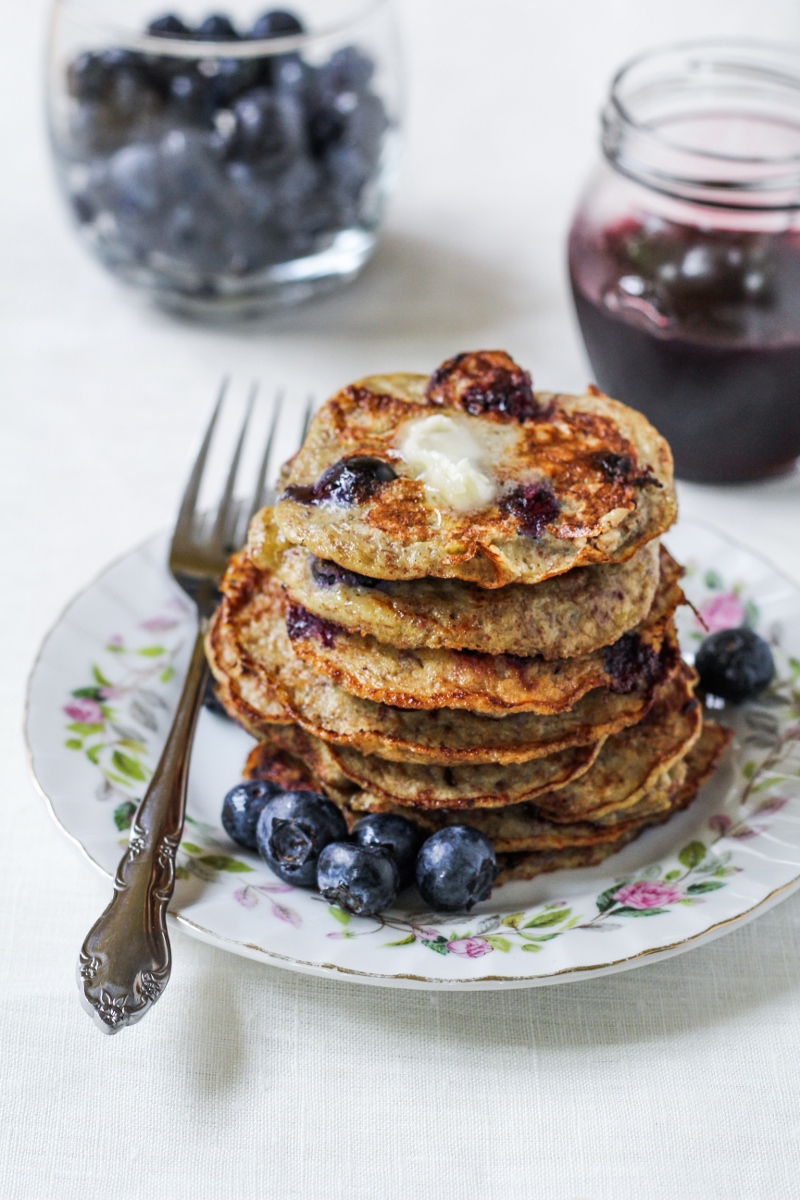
[446,937,493,958]
[697,592,746,634]
[64,698,104,724]
[613,880,682,909]
[140,615,179,632]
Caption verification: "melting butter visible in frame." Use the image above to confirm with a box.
[398,414,496,512]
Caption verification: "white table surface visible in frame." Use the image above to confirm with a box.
[4,2,800,1197]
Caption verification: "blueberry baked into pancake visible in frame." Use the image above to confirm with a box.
[208,351,732,917]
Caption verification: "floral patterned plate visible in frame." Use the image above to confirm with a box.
[25,519,800,989]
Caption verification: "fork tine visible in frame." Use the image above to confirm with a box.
[213,384,256,554]
[245,387,284,530]
[172,377,228,551]
[300,393,314,444]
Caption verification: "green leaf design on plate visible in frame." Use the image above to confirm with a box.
[85,744,103,764]
[385,934,415,946]
[113,801,137,831]
[71,687,104,701]
[501,912,524,929]
[678,841,706,869]
[686,881,726,894]
[64,738,82,751]
[613,906,667,917]
[92,664,112,688]
[523,907,571,928]
[160,666,174,683]
[596,885,621,913]
[663,869,681,882]
[521,942,542,952]
[421,938,450,955]
[485,936,511,952]
[328,905,351,926]
[137,645,165,657]
[197,855,253,873]
[704,569,723,590]
[181,842,202,854]
[112,750,147,782]
[67,721,105,737]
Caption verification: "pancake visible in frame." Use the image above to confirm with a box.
[261,352,676,588]
[284,551,684,715]
[496,720,731,881]
[532,664,701,824]
[207,551,678,765]
[272,533,662,659]
[245,723,604,810]
[324,664,697,811]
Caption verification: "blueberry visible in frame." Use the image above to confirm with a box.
[310,556,381,590]
[501,484,560,537]
[222,779,282,849]
[318,456,397,505]
[695,627,775,703]
[352,813,422,888]
[231,88,304,167]
[251,10,305,38]
[256,790,348,886]
[106,142,164,215]
[318,45,375,95]
[317,842,399,916]
[415,826,497,913]
[147,13,191,37]
[195,14,240,40]
[67,51,113,102]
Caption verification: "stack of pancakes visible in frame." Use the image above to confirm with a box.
[207,352,729,883]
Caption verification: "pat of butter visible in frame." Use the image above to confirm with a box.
[399,414,496,513]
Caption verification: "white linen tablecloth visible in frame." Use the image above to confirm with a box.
[4,2,800,1196]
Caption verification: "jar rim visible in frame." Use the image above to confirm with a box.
[603,38,800,208]
[56,0,390,58]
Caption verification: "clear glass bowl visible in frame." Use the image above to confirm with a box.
[47,0,403,317]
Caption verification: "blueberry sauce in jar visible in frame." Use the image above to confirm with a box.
[568,42,800,483]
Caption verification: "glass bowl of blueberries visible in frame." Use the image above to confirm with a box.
[47,0,402,316]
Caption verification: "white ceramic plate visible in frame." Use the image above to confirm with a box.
[25,519,800,988]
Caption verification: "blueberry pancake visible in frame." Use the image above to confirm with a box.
[242,663,699,815]
[284,547,683,715]
[258,351,676,588]
[206,551,678,765]
[270,530,662,659]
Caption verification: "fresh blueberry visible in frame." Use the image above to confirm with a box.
[231,88,305,167]
[256,790,348,886]
[251,9,305,38]
[105,143,164,215]
[317,456,397,505]
[195,13,240,40]
[317,842,399,916]
[317,45,375,95]
[415,826,497,913]
[352,813,422,888]
[67,51,113,102]
[147,13,192,37]
[695,627,775,703]
[222,779,282,850]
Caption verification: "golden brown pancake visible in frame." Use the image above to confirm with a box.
[272,533,662,659]
[284,551,684,715]
[206,551,678,765]
[260,352,676,588]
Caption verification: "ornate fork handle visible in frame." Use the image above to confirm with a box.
[77,628,208,1034]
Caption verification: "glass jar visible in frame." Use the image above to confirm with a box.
[568,41,800,483]
[47,0,402,317]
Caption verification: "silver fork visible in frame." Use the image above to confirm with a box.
[77,381,311,1035]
